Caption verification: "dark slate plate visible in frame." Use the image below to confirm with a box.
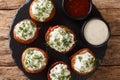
[9,0,108,80]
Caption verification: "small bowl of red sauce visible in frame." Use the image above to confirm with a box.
[62,0,93,20]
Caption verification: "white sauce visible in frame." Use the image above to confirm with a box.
[24,48,46,71]
[74,52,95,73]
[47,27,75,52]
[50,63,71,80]
[14,20,37,41]
[84,19,109,45]
[32,0,54,22]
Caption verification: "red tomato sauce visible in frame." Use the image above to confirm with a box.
[64,0,91,18]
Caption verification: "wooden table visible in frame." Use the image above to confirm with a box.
[0,0,120,80]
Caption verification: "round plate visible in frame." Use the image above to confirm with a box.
[9,0,108,80]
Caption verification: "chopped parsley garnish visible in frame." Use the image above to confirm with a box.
[19,27,23,30]
[62,39,69,47]
[78,56,82,61]
[90,58,94,64]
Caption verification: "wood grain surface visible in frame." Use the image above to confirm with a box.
[0,0,120,80]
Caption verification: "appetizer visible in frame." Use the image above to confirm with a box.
[30,0,55,22]
[45,25,75,53]
[48,61,71,80]
[71,48,96,75]
[22,47,48,73]
[13,19,40,44]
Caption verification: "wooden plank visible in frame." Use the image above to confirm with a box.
[0,66,29,80]
[0,0,25,9]
[99,9,120,36]
[87,66,120,80]
[0,39,15,66]
[93,0,120,9]
[0,10,17,28]
[102,36,120,65]
[0,66,119,80]
[0,28,9,39]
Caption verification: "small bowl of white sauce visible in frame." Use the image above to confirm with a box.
[81,18,110,47]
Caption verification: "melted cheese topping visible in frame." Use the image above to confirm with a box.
[14,20,37,41]
[24,48,46,71]
[47,27,75,52]
[50,64,71,80]
[32,0,54,22]
[74,52,95,73]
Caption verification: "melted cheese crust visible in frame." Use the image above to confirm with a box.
[50,64,71,80]
[47,27,75,52]
[74,52,95,73]
[14,20,37,41]
[32,0,54,22]
[24,48,46,71]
